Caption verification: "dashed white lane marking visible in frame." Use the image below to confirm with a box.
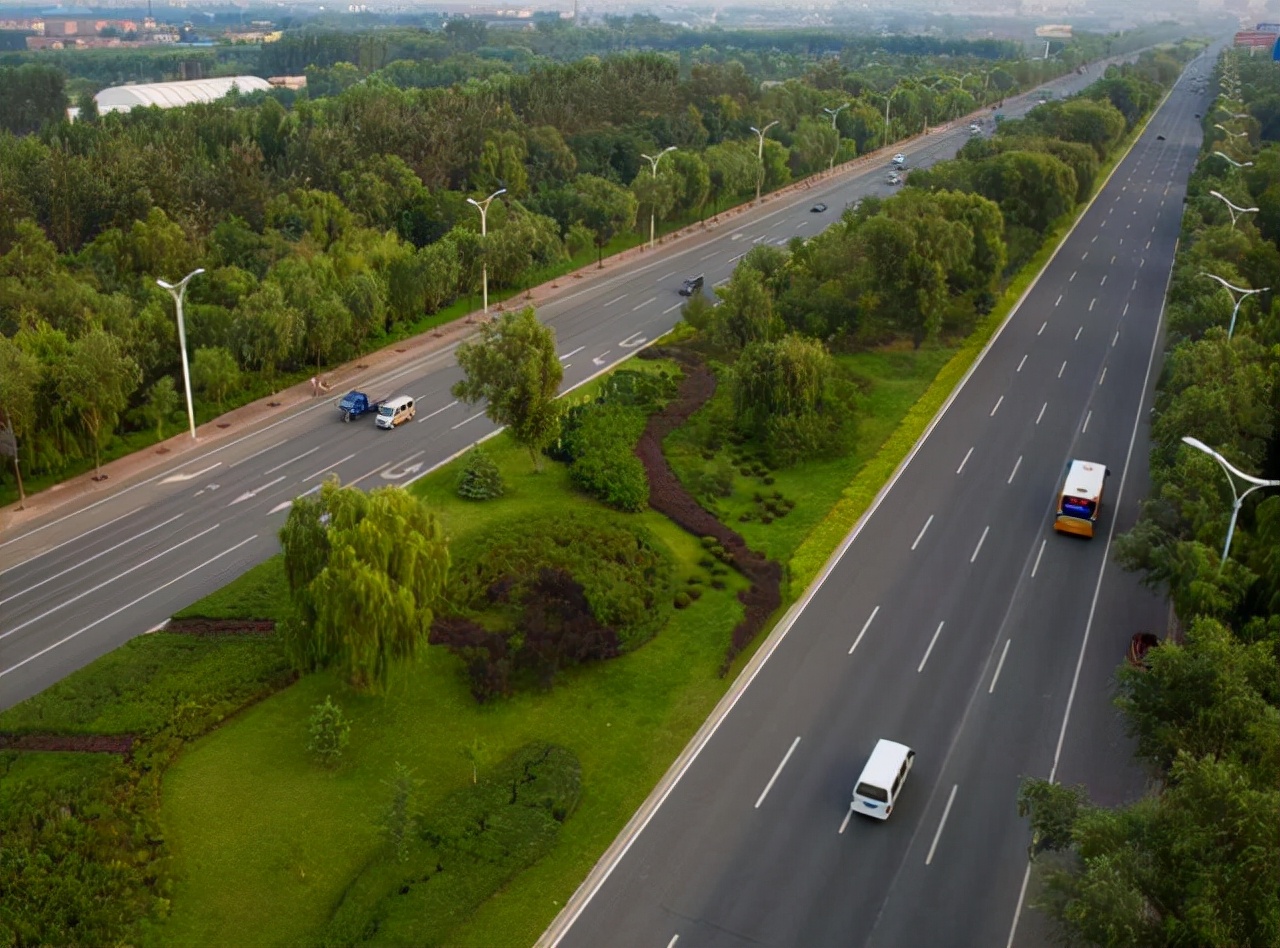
[1083,410,1092,433]
[451,410,487,430]
[1100,367,1108,386]
[1031,539,1046,578]
[1017,354,1027,372]
[604,294,626,307]
[632,296,656,311]
[1037,402,1047,425]
[560,346,584,360]
[1077,324,1085,338]
[918,621,946,672]
[755,737,801,808]
[912,514,935,551]
[263,446,319,476]
[990,395,1004,417]
[1058,361,1067,379]
[304,453,356,480]
[957,447,974,474]
[925,784,959,866]
[1038,321,1047,336]
[849,605,880,655]
[418,400,459,423]
[1007,456,1022,485]
[1055,294,1062,306]
[1112,331,1120,347]
[1069,271,1077,282]
[989,639,1012,694]
[970,526,990,564]
[663,302,683,315]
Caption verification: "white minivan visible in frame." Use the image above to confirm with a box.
[852,739,915,820]
[375,395,415,429]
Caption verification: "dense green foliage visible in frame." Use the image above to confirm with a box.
[317,742,580,947]
[1021,48,1280,947]
[455,445,505,500]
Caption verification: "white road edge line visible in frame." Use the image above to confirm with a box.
[970,526,990,563]
[917,621,946,673]
[911,514,935,551]
[0,534,259,679]
[925,785,958,866]
[754,737,801,809]
[989,639,1012,694]
[849,605,880,655]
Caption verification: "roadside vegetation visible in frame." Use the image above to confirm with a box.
[1018,48,1280,947]
[0,40,1205,948]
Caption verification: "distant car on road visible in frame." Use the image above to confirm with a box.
[810,202,828,213]
[886,172,902,185]
[678,275,704,296]
[892,153,906,166]
[968,123,982,135]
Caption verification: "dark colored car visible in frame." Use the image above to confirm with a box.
[811,202,828,213]
[679,275,704,296]
[1157,134,1166,141]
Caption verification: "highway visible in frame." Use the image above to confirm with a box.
[543,54,1219,948]
[0,63,1122,712]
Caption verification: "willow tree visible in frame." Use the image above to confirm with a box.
[280,479,449,693]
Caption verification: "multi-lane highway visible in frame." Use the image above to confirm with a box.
[541,53,1219,948]
[0,63,1124,712]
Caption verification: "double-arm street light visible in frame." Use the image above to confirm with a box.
[1213,150,1253,168]
[822,103,850,170]
[467,188,506,315]
[881,83,912,151]
[1201,273,1269,339]
[750,120,780,203]
[1215,104,1250,120]
[1180,436,1280,567]
[156,267,205,441]
[1208,189,1259,230]
[639,146,676,250]
[1213,123,1249,141]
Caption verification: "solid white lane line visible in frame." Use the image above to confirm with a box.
[838,806,855,835]
[263,446,320,476]
[604,295,626,307]
[451,410,486,430]
[755,737,801,808]
[304,453,357,481]
[0,523,222,641]
[970,526,990,564]
[1007,456,1022,485]
[560,346,585,360]
[1031,539,1046,578]
[911,515,935,551]
[1112,331,1120,347]
[925,785,958,866]
[956,447,973,474]
[989,639,1012,694]
[0,506,142,574]
[1017,354,1027,372]
[990,395,1004,417]
[1058,361,1067,379]
[918,622,946,673]
[1038,321,1047,336]
[418,400,459,423]
[632,297,656,312]
[1083,410,1092,433]
[663,302,683,315]
[849,606,880,655]
[0,513,186,607]
[1099,367,1107,386]
[0,535,259,679]
[347,462,392,487]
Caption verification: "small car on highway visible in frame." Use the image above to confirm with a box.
[810,202,828,213]
[852,739,915,820]
[886,172,902,185]
[891,153,906,166]
[678,275,704,296]
[375,395,416,429]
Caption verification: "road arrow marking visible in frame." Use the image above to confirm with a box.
[560,346,584,360]
[382,462,425,480]
[592,351,611,366]
[161,462,222,484]
[619,332,647,349]
[228,476,284,506]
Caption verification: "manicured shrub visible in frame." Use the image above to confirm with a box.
[687,587,702,601]
[763,475,776,485]
[564,404,649,512]
[674,591,692,609]
[455,447,505,501]
[307,696,351,767]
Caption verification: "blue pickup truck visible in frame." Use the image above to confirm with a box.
[337,390,385,422]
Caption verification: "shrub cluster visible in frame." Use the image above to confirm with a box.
[455,446,505,500]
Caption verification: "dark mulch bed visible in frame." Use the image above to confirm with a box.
[636,347,783,672]
[0,732,135,755]
[164,618,276,636]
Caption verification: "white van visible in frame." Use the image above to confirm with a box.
[852,739,915,820]
[375,395,415,429]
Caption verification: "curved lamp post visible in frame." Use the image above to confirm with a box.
[1213,123,1249,141]
[1181,436,1280,567]
[1208,189,1259,230]
[640,146,677,250]
[1212,150,1253,168]
[1201,273,1269,339]
[156,267,205,440]
[881,83,912,150]
[467,188,506,314]
[822,103,850,170]
[750,120,779,203]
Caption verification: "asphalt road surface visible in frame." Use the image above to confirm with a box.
[0,59,1140,712]
[542,54,1220,948]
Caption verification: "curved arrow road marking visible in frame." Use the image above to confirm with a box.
[619,332,647,349]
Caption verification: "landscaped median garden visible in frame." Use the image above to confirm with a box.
[0,48,1201,948]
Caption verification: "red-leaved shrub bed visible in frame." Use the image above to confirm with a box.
[164,618,276,636]
[0,733,135,754]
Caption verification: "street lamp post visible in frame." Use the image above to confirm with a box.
[1181,436,1280,567]
[1213,123,1249,141]
[1215,105,1250,120]
[1201,273,1269,338]
[822,103,850,171]
[466,188,506,315]
[1208,189,1260,230]
[881,84,910,151]
[750,120,780,203]
[156,267,205,441]
[1212,150,1253,168]
[639,146,676,250]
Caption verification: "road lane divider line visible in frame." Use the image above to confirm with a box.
[231,442,290,469]
[1100,274,1107,286]
[699,250,719,261]
[911,515,934,551]
[1113,331,1120,346]
[348,462,392,487]
[657,270,677,281]
[848,606,880,655]
[989,640,1012,694]
[160,462,222,484]
[1007,456,1022,485]
[0,506,142,572]
[304,453,356,481]
[0,534,258,680]
[1038,321,1047,335]
[228,476,285,507]
[1083,410,1092,433]
[262,446,320,476]
[1037,401,1047,425]
[1031,539,1046,578]
[0,513,186,607]
[956,447,973,475]
[918,621,946,673]
[604,294,626,307]
[1069,271,1076,282]
[1100,367,1108,386]
[925,785,959,866]
[990,395,1003,417]
[418,400,459,423]
[662,302,682,315]
[451,410,487,431]
[970,526,990,563]
[666,936,679,948]
[1058,360,1067,378]
[632,297,656,312]
[1016,354,1027,372]
[754,736,801,809]
[0,523,222,642]
[560,346,584,360]
[838,804,855,835]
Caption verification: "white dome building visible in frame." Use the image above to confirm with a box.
[94,76,273,115]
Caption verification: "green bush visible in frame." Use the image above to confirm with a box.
[455,446,505,500]
[307,696,351,767]
[317,743,581,948]
[565,403,649,512]
[674,591,692,609]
